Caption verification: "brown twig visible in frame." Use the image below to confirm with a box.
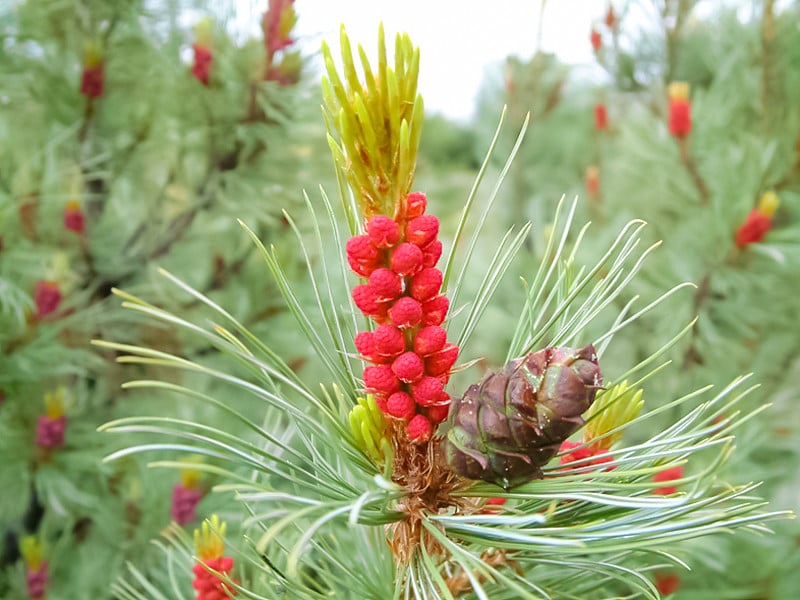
[387,432,465,566]
[760,0,777,133]
[678,137,710,203]
[682,273,711,368]
[664,0,690,84]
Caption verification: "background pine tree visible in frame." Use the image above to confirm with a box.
[0,0,309,596]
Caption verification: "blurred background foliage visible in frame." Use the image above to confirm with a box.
[0,0,798,598]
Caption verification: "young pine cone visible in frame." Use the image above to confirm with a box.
[443,345,601,489]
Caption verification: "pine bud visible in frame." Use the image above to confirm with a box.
[348,256,376,278]
[410,268,443,302]
[444,345,601,488]
[406,192,427,218]
[425,344,459,376]
[367,215,401,248]
[410,376,445,406]
[583,380,643,451]
[354,331,377,358]
[413,326,447,356]
[20,537,47,598]
[388,297,423,328]
[352,284,384,316]
[363,365,401,395]
[390,242,424,276]
[426,403,450,424]
[406,414,432,442]
[347,235,380,262]
[482,497,507,514]
[392,351,425,383]
[369,268,403,300]
[192,554,237,599]
[406,215,439,247]
[421,295,449,326]
[348,395,389,463]
[421,239,443,268]
[386,391,416,420]
[372,324,406,358]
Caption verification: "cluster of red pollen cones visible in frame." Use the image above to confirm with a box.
[347,192,459,442]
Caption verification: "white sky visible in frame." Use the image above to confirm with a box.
[288,0,608,121]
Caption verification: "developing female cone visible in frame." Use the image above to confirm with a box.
[443,345,601,488]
